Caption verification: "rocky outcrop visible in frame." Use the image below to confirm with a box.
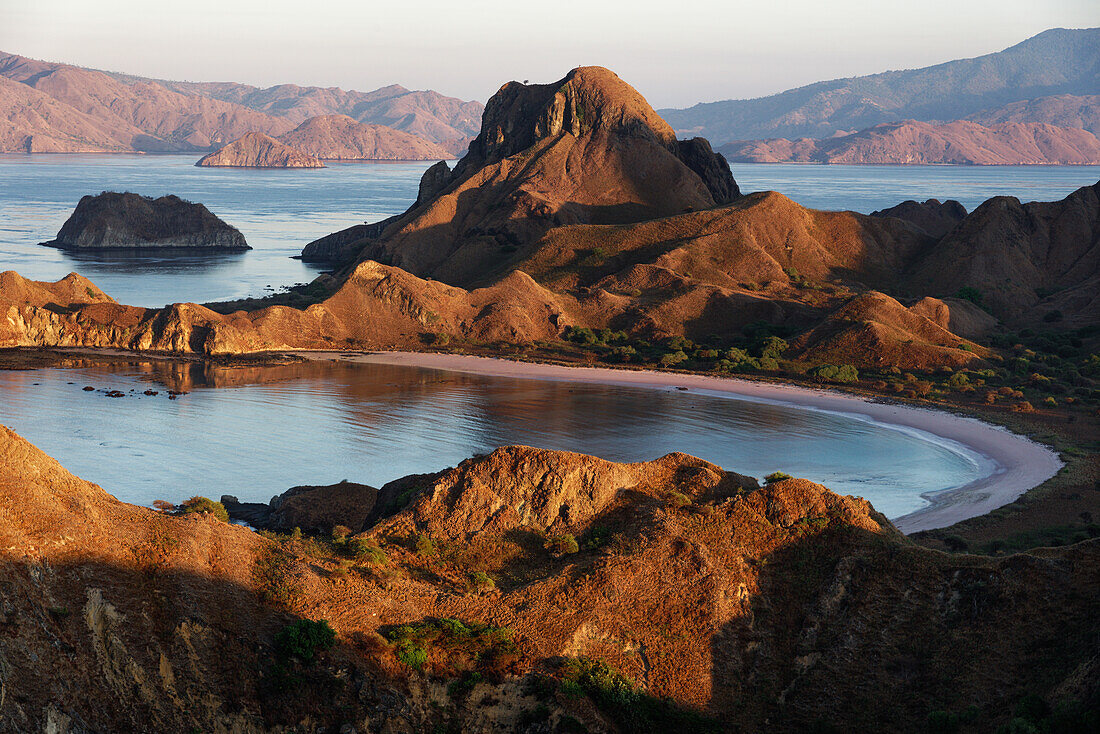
[277,114,451,160]
[871,199,967,238]
[197,131,324,168]
[789,291,990,369]
[905,180,1100,325]
[721,120,1100,165]
[40,192,249,249]
[223,480,381,533]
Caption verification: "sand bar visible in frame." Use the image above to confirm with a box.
[297,350,1064,534]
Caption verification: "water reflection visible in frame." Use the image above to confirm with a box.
[0,358,982,518]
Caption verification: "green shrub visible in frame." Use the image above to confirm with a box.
[954,286,985,307]
[348,538,386,564]
[561,657,719,733]
[468,571,496,593]
[396,644,428,670]
[177,496,229,522]
[764,471,792,484]
[760,336,788,359]
[545,533,580,557]
[387,618,516,675]
[414,533,436,557]
[667,491,691,508]
[659,350,689,367]
[274,619,335,665]
[809,364,859,383]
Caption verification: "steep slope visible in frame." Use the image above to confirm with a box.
[5,426,1097,732]
[277,114,450,160]
[196,132,325,168]
[661,28,1100,144]
[905,181,1100,326]
[721,120,1100,165]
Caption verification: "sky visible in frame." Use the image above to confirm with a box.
[2,0,1098,108]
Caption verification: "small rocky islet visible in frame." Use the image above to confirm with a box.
[40,191,249,250]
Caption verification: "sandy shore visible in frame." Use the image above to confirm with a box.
[296,350,1063,534]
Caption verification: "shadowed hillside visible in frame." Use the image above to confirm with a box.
[1,425,1097,732]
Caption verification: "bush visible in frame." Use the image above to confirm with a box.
[177,496,229,522]
[954,286,985,307]
[414,533,436,557]
[659,350,689,367]
[808,364,859,383]
[764,471,792,484]
[667,491,691,508]
[561,657,719,733]
[348,538,386,564]
[387,618,516,676]
[1011,401,1035,413]
[760,336,788,359]
[274,619,335,665]
[544,533,579,557]
[468,571,496,593]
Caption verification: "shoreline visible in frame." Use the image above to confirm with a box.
[295,350,1064,534]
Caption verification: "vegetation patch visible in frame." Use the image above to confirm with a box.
[384,618,518,678]
[559,657,719,733]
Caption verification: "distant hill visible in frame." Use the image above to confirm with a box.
[966,94,1100,135]
[661,28,1100,145]
[721,120,1100,165]
[0,51,481,154]
[277,115,451,161]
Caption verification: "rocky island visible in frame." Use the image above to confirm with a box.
[40,191,250,250]
[196,131,325,168]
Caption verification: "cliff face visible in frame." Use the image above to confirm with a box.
[196,131,325,168]
[41,192,249,249]
[2,428,1097,733]
[277,114,451,160]
[720,120,1100,165]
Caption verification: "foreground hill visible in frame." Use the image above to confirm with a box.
[2,425,1096,732]
[0,50,479,154]
[721,120,1100,165]
[661,28,1100,145]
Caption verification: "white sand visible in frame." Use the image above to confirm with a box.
[297,350,1064,534]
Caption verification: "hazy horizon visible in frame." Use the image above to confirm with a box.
[3,0,1098,108]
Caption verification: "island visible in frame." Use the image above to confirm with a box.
[195,131,325,168]
[39,191,250,250]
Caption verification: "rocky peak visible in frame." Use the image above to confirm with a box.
[454,66,738,204]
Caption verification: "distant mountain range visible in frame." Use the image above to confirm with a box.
[663,28,1100,165]
[0,51,482,157]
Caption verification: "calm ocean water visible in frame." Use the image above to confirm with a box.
[0,154,438,307]
[0,154,1095,307]
[0,359,983,518]
[0,156,1091,517]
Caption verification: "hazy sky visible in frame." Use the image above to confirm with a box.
[2,0,1097,108]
